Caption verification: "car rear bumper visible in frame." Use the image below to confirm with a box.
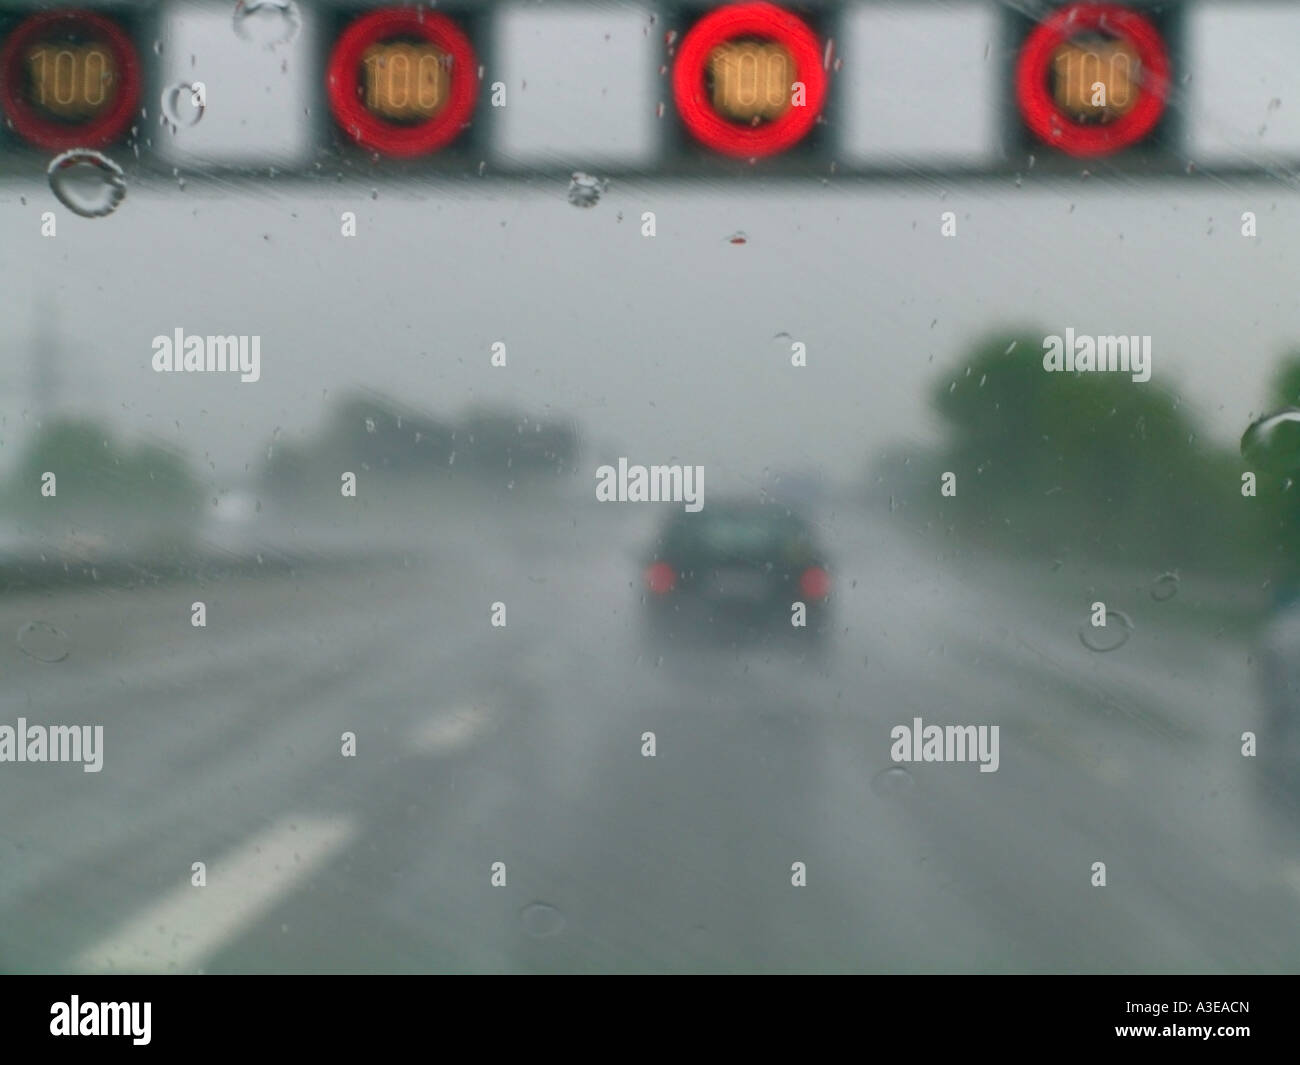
[644,591,830,646]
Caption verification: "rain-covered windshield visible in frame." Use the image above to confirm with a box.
[1,0,1298,979]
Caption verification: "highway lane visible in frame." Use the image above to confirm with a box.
[0,492,1295,973]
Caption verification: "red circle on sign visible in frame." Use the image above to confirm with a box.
[1015,3,1170,158]
[326,8,478,158]
[0,10,141,151]
[672,2,827,158]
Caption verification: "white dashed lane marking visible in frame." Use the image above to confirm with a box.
[68,814,359,973]
[1281,861,1300,901]
[406,703,496,754]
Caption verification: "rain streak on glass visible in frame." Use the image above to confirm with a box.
[232,0,302,49]
[1240,408,1300,475]
[871,766,916,798]
[17,622,71,663]
[567,172,607,208]
[519,902,566,938]
[1150,572,1180,602]
[1079,608,1134,652]
[46,149,127,219]
[162,83,206,130]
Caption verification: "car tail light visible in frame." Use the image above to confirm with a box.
[645,561,676,595]
[799,566,830,600]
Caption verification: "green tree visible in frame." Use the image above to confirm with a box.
[927,330,1250,572]
[8,418,200,543]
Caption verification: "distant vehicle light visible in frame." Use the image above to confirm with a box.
[327,8,478,158]
[212,490,258,524]
[646,562,677,595]
[1015,3,1170,157]
[799,566,830,600]
[0,10,140,150]
[672,2,827,158]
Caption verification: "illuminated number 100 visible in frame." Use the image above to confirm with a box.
[1051,41,1137,116]
[709,42,792,121]
[362,44,446,118]
[26,46,112,112]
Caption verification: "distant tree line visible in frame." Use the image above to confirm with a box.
[2,417,201,546]
[262,392,580,496]
[873,330,1300,589]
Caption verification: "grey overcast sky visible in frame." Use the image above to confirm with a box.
[3,1,1300,489]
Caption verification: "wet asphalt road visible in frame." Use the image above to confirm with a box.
[0,489,1296,973]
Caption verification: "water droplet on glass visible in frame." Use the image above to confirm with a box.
[1241,409,1300,474]
[17,621,70,662]
[567,171,606,207]
[162,83,205,129]
[47,149,126,218]
[871,766,915,798]
[1150,572,1180,602]
[232,0,301,48]
[1079,608,1134,652]
[520,901,565,938]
